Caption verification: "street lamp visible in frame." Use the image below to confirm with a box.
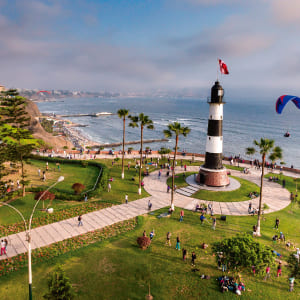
[0,176,64,300]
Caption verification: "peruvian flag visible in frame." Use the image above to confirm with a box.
[218,59,229,75]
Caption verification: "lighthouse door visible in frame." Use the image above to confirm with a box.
[200,173,205,184]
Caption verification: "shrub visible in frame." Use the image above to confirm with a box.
[212,233,275,273]
[34,191,55,201]
[288,253,300,278]
[137,236,151,250]
[71,183,85,195]
[81,161,88,168]
[43,265,75,299]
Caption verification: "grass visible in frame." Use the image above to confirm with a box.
[192,176,260,202]
[1,205,300,299]
[1,159,300,299]
[167,172,259,202]
[0,158,152,225]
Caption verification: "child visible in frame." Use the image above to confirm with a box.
[277,262,282,277]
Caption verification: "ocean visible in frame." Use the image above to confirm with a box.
[37,97,300,168]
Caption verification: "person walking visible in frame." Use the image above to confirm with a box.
[108,183,111,192]
[125,194,128,204]
[212,217,216,230]
[78,215,83,226]
[84,193,88,202]
[166,232,171,246]
[38,168,41,177]
[158,170,161,179]
[4,239,8,252]
[1,240,6,256]
[191,251,196,266]
[264,266,271,280]
[274,217,280,230]
[148,200,152,211]
[289,277,295,292]
[167,185,170,193]
[175,236,181,251]
[179,210,184,222]
[182,248,187,261]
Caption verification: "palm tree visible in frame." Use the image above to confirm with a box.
[164,122,191,207]
[117,109,129,179]
[246,138,282,236]
[129,113,154,195]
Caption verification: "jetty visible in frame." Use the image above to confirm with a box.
[91,138,169,149]
[59,112,113,117]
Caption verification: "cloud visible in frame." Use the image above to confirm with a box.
[268,0,300,25]
[174,0,239,5]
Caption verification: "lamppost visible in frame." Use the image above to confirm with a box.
[0,176,64,300]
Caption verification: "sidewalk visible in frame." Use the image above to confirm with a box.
[0,157,292,260]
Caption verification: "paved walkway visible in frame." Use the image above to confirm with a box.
[0,158,292,260]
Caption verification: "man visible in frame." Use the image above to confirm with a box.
[212,217,216,230]
[78,215,83,226]
[274,217,280,229]
[148,200,152,211]
[125,194,128,204]
[179,210,184,222]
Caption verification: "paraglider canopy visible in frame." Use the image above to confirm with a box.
[276,95,300,114]
[37,90,51,95]
[284,132,290,138]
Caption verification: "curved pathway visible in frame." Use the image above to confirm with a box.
[143,166,290,216]
[0,159,291,260]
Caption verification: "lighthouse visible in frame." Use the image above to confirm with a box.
[196,81,229,186]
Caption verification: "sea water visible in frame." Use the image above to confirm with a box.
[37,97,300,168]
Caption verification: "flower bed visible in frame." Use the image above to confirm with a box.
[0,218,137,277]
[0,201,112,237]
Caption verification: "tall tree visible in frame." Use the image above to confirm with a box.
[0,89,41,196]
[117,109,129,179]
[246,138,282,236]
[164,122,190,207]
[129,113,154,195]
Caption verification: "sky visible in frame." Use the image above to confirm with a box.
[0,0,300,100]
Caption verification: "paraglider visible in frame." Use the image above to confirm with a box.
[37,90,51,95]
[275,95,300,114]
[276,95,300,137]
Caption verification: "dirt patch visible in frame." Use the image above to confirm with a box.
[98,257,116,274]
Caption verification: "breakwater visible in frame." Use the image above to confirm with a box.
[91,138,169,149]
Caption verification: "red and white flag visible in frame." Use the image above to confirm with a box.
[218,59,229,75]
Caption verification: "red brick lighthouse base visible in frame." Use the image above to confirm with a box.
[196,167,229,187]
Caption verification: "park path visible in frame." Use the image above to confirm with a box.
[0,156,292,260]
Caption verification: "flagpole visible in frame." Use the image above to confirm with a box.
[217,58,219,81]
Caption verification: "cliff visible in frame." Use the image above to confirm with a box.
[25,100,74,150]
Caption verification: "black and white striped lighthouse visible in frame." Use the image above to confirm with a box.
[196,81,229,186]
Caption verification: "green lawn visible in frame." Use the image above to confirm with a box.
[167,172,259,202]
[192,176,260,202]
[1,159,300,299]
[0,205,299,299]
[28,159,99,194]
